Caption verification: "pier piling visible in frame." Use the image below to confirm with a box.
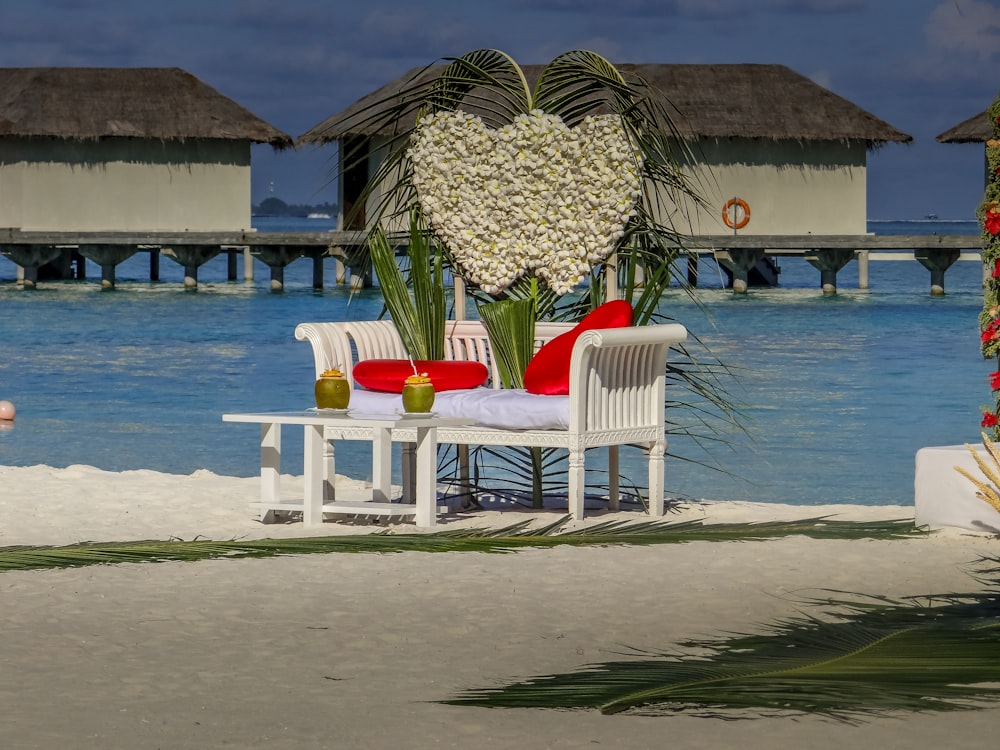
[149,248,160,281]
[804,249,855,294]
[915,248,961,296]
[311,251,324,289]
[161,245,223,290]
[0,243,63,289]
[76,244,140,289]
[715,248,764,294]
[250,245,309,293]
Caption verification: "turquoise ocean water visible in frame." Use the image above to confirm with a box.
[0,217,989,506]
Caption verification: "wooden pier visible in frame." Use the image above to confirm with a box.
[0,229,984,294]
[688,233,983,294]
[0,229,366,291]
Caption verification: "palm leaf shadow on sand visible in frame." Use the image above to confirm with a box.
[445,558,1000,723]
[0,516,917,572]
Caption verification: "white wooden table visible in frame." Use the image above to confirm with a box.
[222,410,470,527]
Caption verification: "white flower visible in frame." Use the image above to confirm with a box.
[407,109,642,295]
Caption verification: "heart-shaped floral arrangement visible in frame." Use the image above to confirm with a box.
[407,109,643,295]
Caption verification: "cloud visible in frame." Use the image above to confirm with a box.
[925,0,1000,63]
[503,0,864,18]
[806,69,835,90]
[768,0,866,12]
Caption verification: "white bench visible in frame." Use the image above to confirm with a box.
[294,319,688,520]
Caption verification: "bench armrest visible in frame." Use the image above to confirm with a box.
[568,323,688,432]
[295,321,406,385]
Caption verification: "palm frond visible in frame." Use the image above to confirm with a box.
[406,208,446,360]
[446,576,1000,722]
[423,49,531,121]
[0,517,917,572]
[367,207,445,360]
[478,282,537,388]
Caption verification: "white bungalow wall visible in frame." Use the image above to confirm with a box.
[672,138,869,236]
[0,137,252,231]
[343,136,869,238]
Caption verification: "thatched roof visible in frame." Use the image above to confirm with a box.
[936,111,993,143]
[299,63,911,147]
[0,67,292,147]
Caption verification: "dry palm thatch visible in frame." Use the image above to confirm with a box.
[0,67,292,147]
[937,110,994,143]
[298,63,910,147]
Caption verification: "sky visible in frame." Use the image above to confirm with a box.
[1,0,998,219]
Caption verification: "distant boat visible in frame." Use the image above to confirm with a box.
[924,213,939,220]
[307,212,332,220]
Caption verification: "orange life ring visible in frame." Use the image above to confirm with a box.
[722,198,751,229]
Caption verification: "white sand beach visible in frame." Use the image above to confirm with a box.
[2,463,999,749]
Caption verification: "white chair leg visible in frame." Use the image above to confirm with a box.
[568,447,586,520]
[647,439,666,516]
[458,444,474,508]
[608,445,620,511]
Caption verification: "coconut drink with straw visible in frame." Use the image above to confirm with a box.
[402,358,434,413]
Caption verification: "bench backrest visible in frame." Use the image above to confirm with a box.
[295,319,573,389]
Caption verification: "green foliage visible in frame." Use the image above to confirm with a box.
[447,571,1000,721]
[478,280,537,389]
[977,92,1000,437]
[0,517,917,572]
[368,207,446,360]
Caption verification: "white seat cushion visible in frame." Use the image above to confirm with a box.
[348,387,570,430]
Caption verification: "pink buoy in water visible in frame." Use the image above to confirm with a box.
[0,400,15,421]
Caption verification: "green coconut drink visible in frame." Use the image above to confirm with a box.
[314,368,350,410]
[401,373,435,413]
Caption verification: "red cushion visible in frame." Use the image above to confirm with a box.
[523,300,634,395]
[353,359,489,393]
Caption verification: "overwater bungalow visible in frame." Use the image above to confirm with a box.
[298,63,912,239]
[937,110,996,186]
[0,67,292,233]
[0,67,293,287]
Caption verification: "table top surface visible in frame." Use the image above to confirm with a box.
[222,409,472,428]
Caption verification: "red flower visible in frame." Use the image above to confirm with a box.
[990,371,1000,390]
[987,210,1000,236]
[983,319,1000,342]
[992,259,1000,279]
[982,412,999,428]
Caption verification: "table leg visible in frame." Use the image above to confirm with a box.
[401,442,416,503]
[303,423,325,525]
[323,428,336,503]
[414,425,438,527]
[371,425,392,503]
[259,422,281,523]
